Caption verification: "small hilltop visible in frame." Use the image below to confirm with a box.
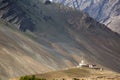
[10,67,120,80]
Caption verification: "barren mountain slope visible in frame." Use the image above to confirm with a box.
[54,0,120,34]
[0,0,120,80]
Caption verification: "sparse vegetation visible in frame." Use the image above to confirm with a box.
[20,75,46,80]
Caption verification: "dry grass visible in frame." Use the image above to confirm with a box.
[10,68,120,80]
[34,68,120,80]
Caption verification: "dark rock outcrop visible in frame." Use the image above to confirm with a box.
[0,0,35,32]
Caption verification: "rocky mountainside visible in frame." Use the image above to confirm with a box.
[53,0,120,34]
[0,0,120,80]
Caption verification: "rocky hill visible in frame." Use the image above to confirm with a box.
[0,0,120,80]
[54,0,120,34]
